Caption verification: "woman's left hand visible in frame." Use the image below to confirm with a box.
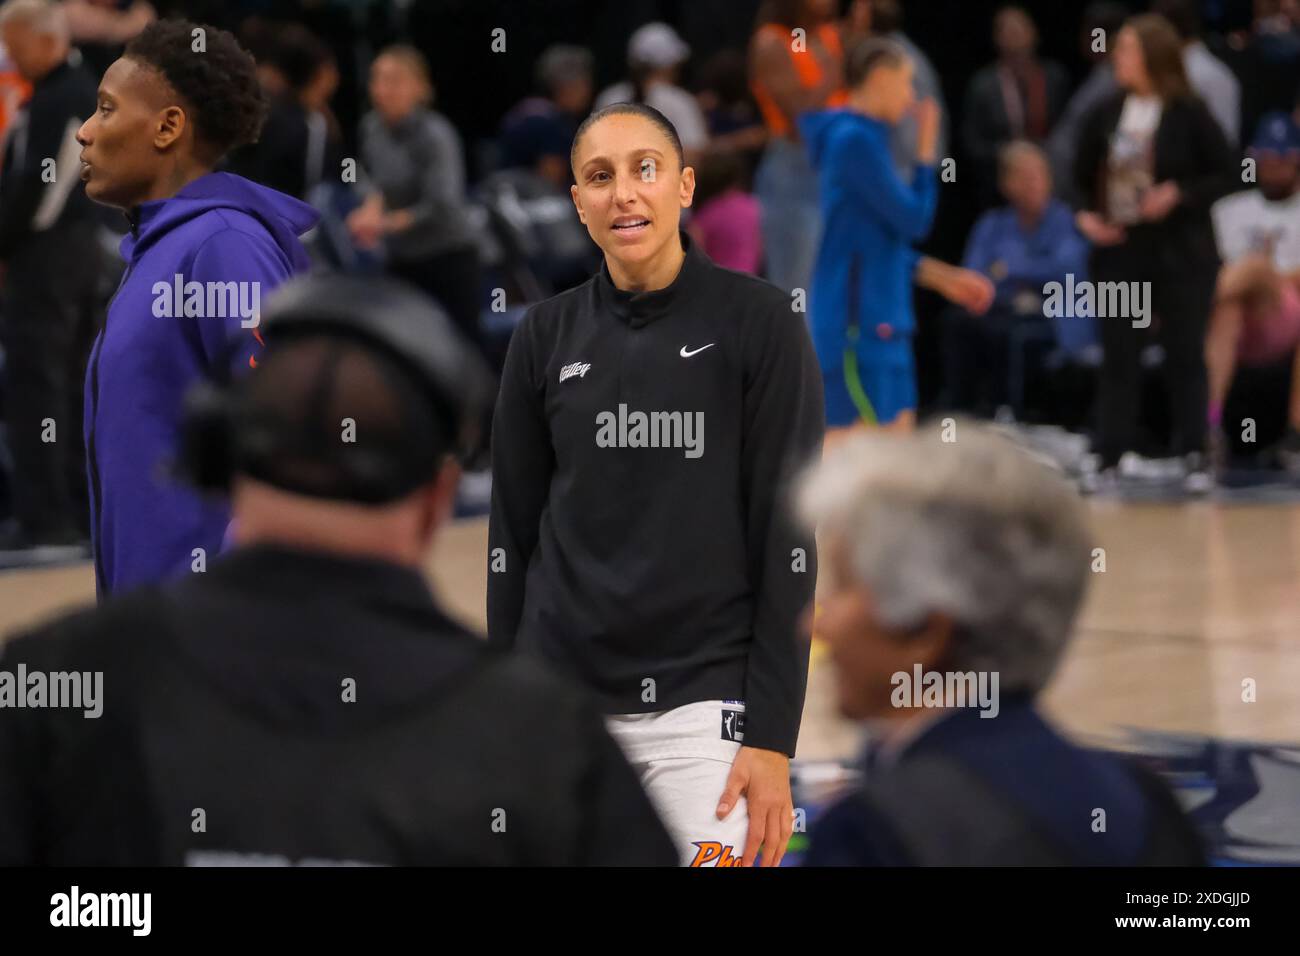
[717,746,793,867]
[1139,181,1181,222]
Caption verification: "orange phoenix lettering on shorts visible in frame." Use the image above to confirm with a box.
[688,842,744,867]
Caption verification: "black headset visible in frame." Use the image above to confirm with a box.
[175,272,496,504]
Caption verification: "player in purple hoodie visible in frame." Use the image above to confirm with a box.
[75,19,319,596]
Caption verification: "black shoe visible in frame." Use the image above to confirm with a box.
[1279,427,1300,475]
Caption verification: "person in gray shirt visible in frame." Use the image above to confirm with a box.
[1047,2,1127,205]
[348,44,483,351]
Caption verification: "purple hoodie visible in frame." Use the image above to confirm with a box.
[85,172,319,597]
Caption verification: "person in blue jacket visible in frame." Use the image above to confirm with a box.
[800,38,993,438]
[75,19,319,596]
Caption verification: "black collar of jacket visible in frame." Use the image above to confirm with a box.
[204,542,439,616]
[595,230,709,328]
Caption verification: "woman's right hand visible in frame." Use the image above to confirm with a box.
[1076,210,1126,247]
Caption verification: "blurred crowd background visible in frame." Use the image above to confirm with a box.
[1,0,1300,561]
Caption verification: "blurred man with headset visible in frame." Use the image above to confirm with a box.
[0,274,677,866]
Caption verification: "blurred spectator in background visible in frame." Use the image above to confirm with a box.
[1153,0,1241,146]
[801,39,992,438]
[349,45,484,353]
[1074,14,1238,491]
[62,0,152,79]
[0,27,31,142]
[227,24,341,202]
[0,0,100,558]
[687,148,761,273]
[797,423,1205,866]
[944,141,1092,417]
[1224,0,1300,146]
[595,22,707,162]
[498,44,593,189]
[694,49,766,170]
[1206,111,1300,469]
[850,0,947,178]
[749,0,845,294]
[1047,2,1127,206]
[963,6,1070,209]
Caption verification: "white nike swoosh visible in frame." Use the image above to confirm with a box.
[680,344,715,358]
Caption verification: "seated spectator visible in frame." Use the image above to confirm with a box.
[1206,112,1300,468]
[962,6,1071,208]
[595,22,708,163]
[944,141,1093,416]
[687,149,761,274]
[498,44,593,188]
[798,422,1206,866]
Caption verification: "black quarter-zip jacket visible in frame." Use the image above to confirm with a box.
[488,234,824,756]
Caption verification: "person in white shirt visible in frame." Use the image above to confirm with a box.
[1154,0,1241,145]
[593,22,708,162]
[1206,112,1300,467]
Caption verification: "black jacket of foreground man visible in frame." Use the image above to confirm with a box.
[488,233,824,757]
[0,545,678,866]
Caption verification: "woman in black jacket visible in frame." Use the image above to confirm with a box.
[487,103,823,866]
[1074,13,1239,488]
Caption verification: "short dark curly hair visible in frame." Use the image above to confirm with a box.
[124,19,268,161]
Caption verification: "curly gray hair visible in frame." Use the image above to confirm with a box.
[798,419,1093,695]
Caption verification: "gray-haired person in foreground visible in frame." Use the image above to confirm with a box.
[798,420,1204,865]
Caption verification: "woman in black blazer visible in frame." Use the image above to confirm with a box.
[1074,14,1239,486]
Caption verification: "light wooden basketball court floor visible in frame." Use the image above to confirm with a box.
[3,500,1298,758]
